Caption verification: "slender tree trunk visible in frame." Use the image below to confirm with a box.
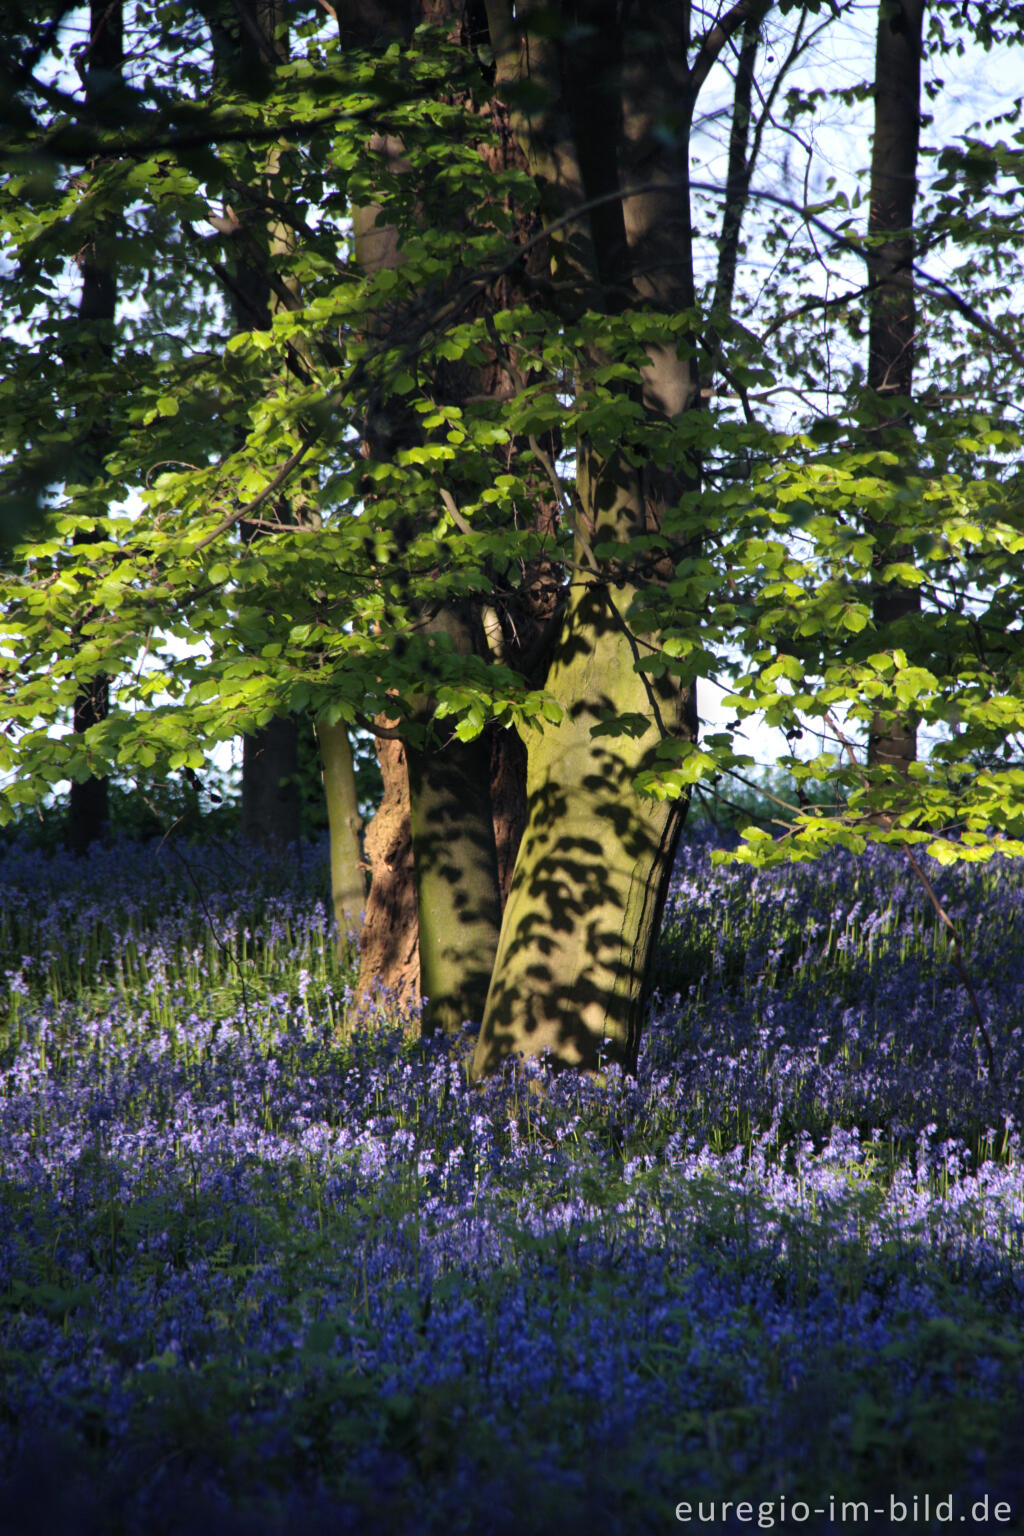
[866,0,924,776]
[68,0,122,855]
[205,0,305,846]
[705,14,760,378]
[317,720,367,946]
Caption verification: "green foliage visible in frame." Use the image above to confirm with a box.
[1,5,1023,873]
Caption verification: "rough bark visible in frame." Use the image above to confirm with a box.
[317,719,367,944]
[356,728,421,1013]
[67,0,122,856]
[866,0,924,776]
[349,19,531,1022]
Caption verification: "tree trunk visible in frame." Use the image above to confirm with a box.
[472,0,752,1076]
[356,727,421,1015]
[69,675,110,856]
[705,13,760,377]
[349,151,430,1006]
[473,577,692,1074]
[205,0,306,844]
[241,718,301,845]
[406,607,504,1034]
[866,0,924,776]
[349,48,513,1023]
[317,719,366,944]
[67,0,122,856]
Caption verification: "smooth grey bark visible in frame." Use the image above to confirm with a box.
[318,719,367,945]
[866,0,924,776]
[472,1,767,1077]
[406,608,504,1035]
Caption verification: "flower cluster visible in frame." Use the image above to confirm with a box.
[1,834,1023,1533]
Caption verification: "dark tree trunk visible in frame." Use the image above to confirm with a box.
[205,0,305,844]
[705,13,760,377]
[866,0,924,776]
[241,719,301,846]
[67,0,123,855]
[489,723,528,906]
[69,674,110,856]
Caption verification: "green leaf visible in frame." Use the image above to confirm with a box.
[893,667,937,706]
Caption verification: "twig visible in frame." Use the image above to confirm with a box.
[188,433,317,556]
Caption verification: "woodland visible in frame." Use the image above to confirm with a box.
[3,4,1024,1529]
[2,0,1023,1076]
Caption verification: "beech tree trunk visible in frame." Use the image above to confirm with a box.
[866,0,924,776]
[345,0,760,1070]
[471,1,764,1076]
[318,720,367,946]
[67,0,122,856]
[406,608,504,1035]
[348,19,525,1029]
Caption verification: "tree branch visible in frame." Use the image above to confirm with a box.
[691,0,771,96]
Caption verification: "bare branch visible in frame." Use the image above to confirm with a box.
[691,0,772,96]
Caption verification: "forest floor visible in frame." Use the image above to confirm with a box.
[1,830,1022,1533]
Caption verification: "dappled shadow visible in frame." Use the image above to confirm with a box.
[407,729,503,1037]
[471,744,684,1078]
[468,553,696,1078]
